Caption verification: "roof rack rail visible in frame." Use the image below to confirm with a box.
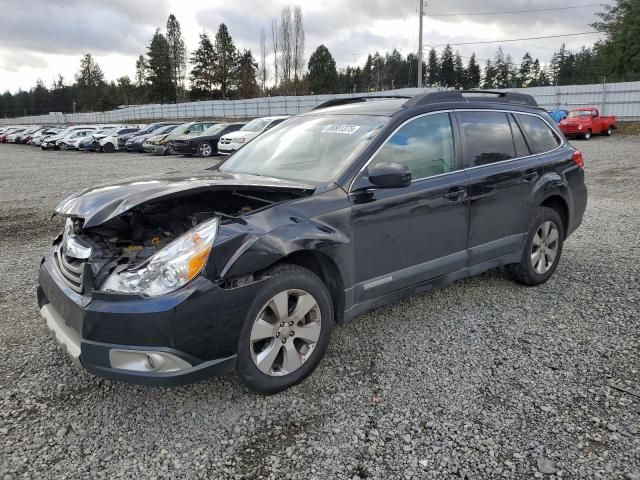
[404,90,539,108]
[313,95,411,110]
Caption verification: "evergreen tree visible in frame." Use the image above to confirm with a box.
[30,80,49,115]
[308,45,338,94]
[236,50,259,98]
[214,24,237,100]
[483,60,497,88]
[439,45,455,87]
[593,0,640,80]
[360,54,374,91]
[529,58,542,86]
[464,53,481,89]
[518,52,535,87]
[135,55,147,87]
[426,49,439,86]
[189,32,217,99]
[74,53,105,111]
[371,52,384,91]
[116,76,133,106]
[453,51,465,88]
[166,14,187,101]
[146,30,174,103]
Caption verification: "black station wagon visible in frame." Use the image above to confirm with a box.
[38,91,587,393]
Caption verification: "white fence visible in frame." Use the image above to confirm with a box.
[2,81,640,125]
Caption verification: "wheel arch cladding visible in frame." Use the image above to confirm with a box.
[273,250,345,324]
[540,195,569,237]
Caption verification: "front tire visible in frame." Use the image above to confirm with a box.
[507,207,564,286]
[583,129,592,140]
[103,142,115,153]
[197,141,213,158]
[236,264,334,394]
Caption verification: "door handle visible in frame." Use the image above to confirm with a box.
[443,186,467,202]
[523,171,539,182]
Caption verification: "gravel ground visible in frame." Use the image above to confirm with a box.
[0,138,639,480]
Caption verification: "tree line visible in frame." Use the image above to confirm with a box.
[0,0,637,118]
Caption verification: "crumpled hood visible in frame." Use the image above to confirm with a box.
[55,170,315,228]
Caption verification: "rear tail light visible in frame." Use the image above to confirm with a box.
[572,150,584,169]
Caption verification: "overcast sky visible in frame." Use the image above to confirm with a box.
[0,0,608,93]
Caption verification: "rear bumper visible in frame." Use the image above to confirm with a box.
[38,253,264,386]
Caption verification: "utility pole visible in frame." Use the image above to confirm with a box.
[417,1,425,88]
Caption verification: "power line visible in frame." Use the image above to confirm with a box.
[431,31,601,47]
[429,3,609,17]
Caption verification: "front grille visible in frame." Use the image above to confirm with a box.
[54,247,87,294]
[220,138,231,145]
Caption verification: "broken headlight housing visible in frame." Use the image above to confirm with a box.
[100,218,219,296]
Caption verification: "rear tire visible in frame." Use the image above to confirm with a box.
[583,129,592,140]
[236,264,334,394]
[606,126,613,136]
[507,207,564,286]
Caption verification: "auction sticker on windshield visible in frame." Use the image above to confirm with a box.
[322,124,361,134]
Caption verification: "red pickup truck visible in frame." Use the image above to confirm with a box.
[559,108,616,140]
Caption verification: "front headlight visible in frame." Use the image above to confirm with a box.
[234,137,245,144]
[578,125,583,130]
[100,218,219,296]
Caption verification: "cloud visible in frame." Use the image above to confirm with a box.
[0,49,49,72]
[0,0,169,56]
[0,0,606,92]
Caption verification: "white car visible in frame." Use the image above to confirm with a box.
[42,126,99,150]
[98,126,140,153]
[55,127,97,150]
[57,128,100,150]
[217,116,289,155]
[31,128,62,146]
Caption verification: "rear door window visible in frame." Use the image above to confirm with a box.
[458,111,516,167]
[517,114,561,153]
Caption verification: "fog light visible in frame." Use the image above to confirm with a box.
[109,349,192,373]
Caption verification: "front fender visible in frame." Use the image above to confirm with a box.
[215,220,350,283]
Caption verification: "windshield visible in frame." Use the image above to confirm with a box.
[568,110,593,118]
[240,118,272,132]
[171,123,193,135]
[201,124,227,135]
[95,127,117,136]
[156,125,179,135]
[220,114,388,184]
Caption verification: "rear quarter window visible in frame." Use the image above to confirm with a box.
[517,114,561,153]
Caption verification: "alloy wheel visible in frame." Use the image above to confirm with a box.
[531,221,559,274]
[199,143,212,157]
[250,289,322,376]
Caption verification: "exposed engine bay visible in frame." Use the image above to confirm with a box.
[56,188,306,287]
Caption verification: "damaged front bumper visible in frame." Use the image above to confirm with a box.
[37,252,263,386]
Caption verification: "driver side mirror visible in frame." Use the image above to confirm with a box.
[352,162,412,192]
